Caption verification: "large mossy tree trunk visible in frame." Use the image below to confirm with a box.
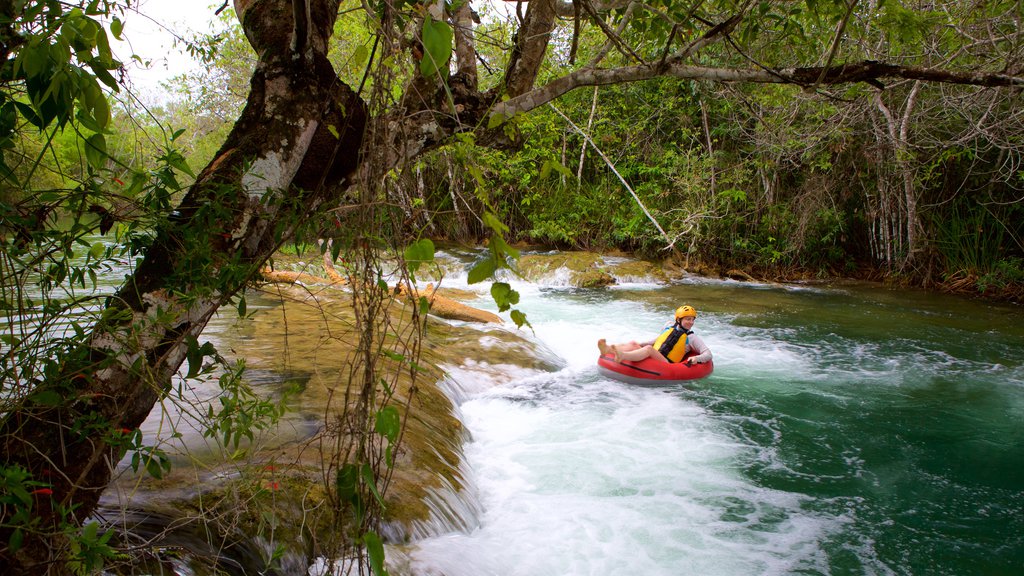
[0,0,365,570]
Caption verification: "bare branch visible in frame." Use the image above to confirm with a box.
[549,103,673,246]
[553,0,632,17]
[492,61,1024,118]
[812,0,858,89]
[579,0,646,65]
[589,0,637,67]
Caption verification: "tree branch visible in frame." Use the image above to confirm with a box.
[553,0,632,17]
[452,0,479,91]
[503,0,558,96]
[492,61,1024,118]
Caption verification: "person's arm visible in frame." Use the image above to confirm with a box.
[686,334,713,364]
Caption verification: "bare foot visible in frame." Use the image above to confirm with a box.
[598,339,612,356]
[612,345,622,362]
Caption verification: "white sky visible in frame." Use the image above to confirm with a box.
[111,0,225,99]
[111,0,517,100]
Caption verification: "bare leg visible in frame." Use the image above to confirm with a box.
[617,345,670,363]
[616,341,643,353]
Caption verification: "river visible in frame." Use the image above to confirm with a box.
[394,252,1024,576]
[38,245,1023,575]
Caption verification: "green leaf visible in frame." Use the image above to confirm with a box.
[467,256,496,284]
[0,102,17,137]
[466,165,485,186]
[490,282,519,312]
[20,42,48,78]
[420,18,453,78]
[88,61,119,92]
[88,242,104,259]
[353,44,369,68]
[82,521,98,541]
[110,17,123,39]
[488,233,520,260]
[487,112,505,129]
[510,309,529,329]
[84,133,106,169]
[146,457,163,479]
[541,159,572,180]
[404,238,435,273]
[32,390,64,406]
[14,101,43,128]
[360,463,386,509]
[91,86,110,129]
[96,29,113,66]
[75,108,103,132]
[375,406,401,444]
[184,337,215,378]
[161,150,195,177]
[336,463,359,503]
[9,528,23,552]
[364,531,390,576]
[482,212,509,234]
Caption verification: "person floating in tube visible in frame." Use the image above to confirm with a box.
[598,305,713,365]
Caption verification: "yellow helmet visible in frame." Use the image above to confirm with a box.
[675,305,697,319]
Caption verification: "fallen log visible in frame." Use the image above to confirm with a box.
[260,267,340,285]
[401,283,503,324]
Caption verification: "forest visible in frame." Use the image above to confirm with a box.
[1,0,1022,573]
[160,0,1024,297]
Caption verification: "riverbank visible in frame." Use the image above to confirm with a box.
[99,251,557,574]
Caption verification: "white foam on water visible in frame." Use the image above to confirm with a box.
[406,294,844,576]
[408,378,838,575]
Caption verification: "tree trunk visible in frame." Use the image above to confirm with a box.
[871,83,921,273]
[0,0,365,570]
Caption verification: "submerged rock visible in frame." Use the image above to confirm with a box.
[603,257,668,284]
[517,251,666,287]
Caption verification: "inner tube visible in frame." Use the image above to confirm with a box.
[597,353,713,385]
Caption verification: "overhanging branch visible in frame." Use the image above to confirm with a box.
[491,60,1024,118]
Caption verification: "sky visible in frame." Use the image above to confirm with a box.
[110,0,517,100]
[111,0,225,98]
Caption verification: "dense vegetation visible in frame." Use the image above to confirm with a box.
[414,77,1024,296]
[1,0,1021,573]
[158,2,1024,299]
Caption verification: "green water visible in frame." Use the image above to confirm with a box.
[97,253,1023,575]
[664,281,1024,574]
[409,273,1024,575]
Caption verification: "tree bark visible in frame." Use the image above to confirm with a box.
[0,0,365,570]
